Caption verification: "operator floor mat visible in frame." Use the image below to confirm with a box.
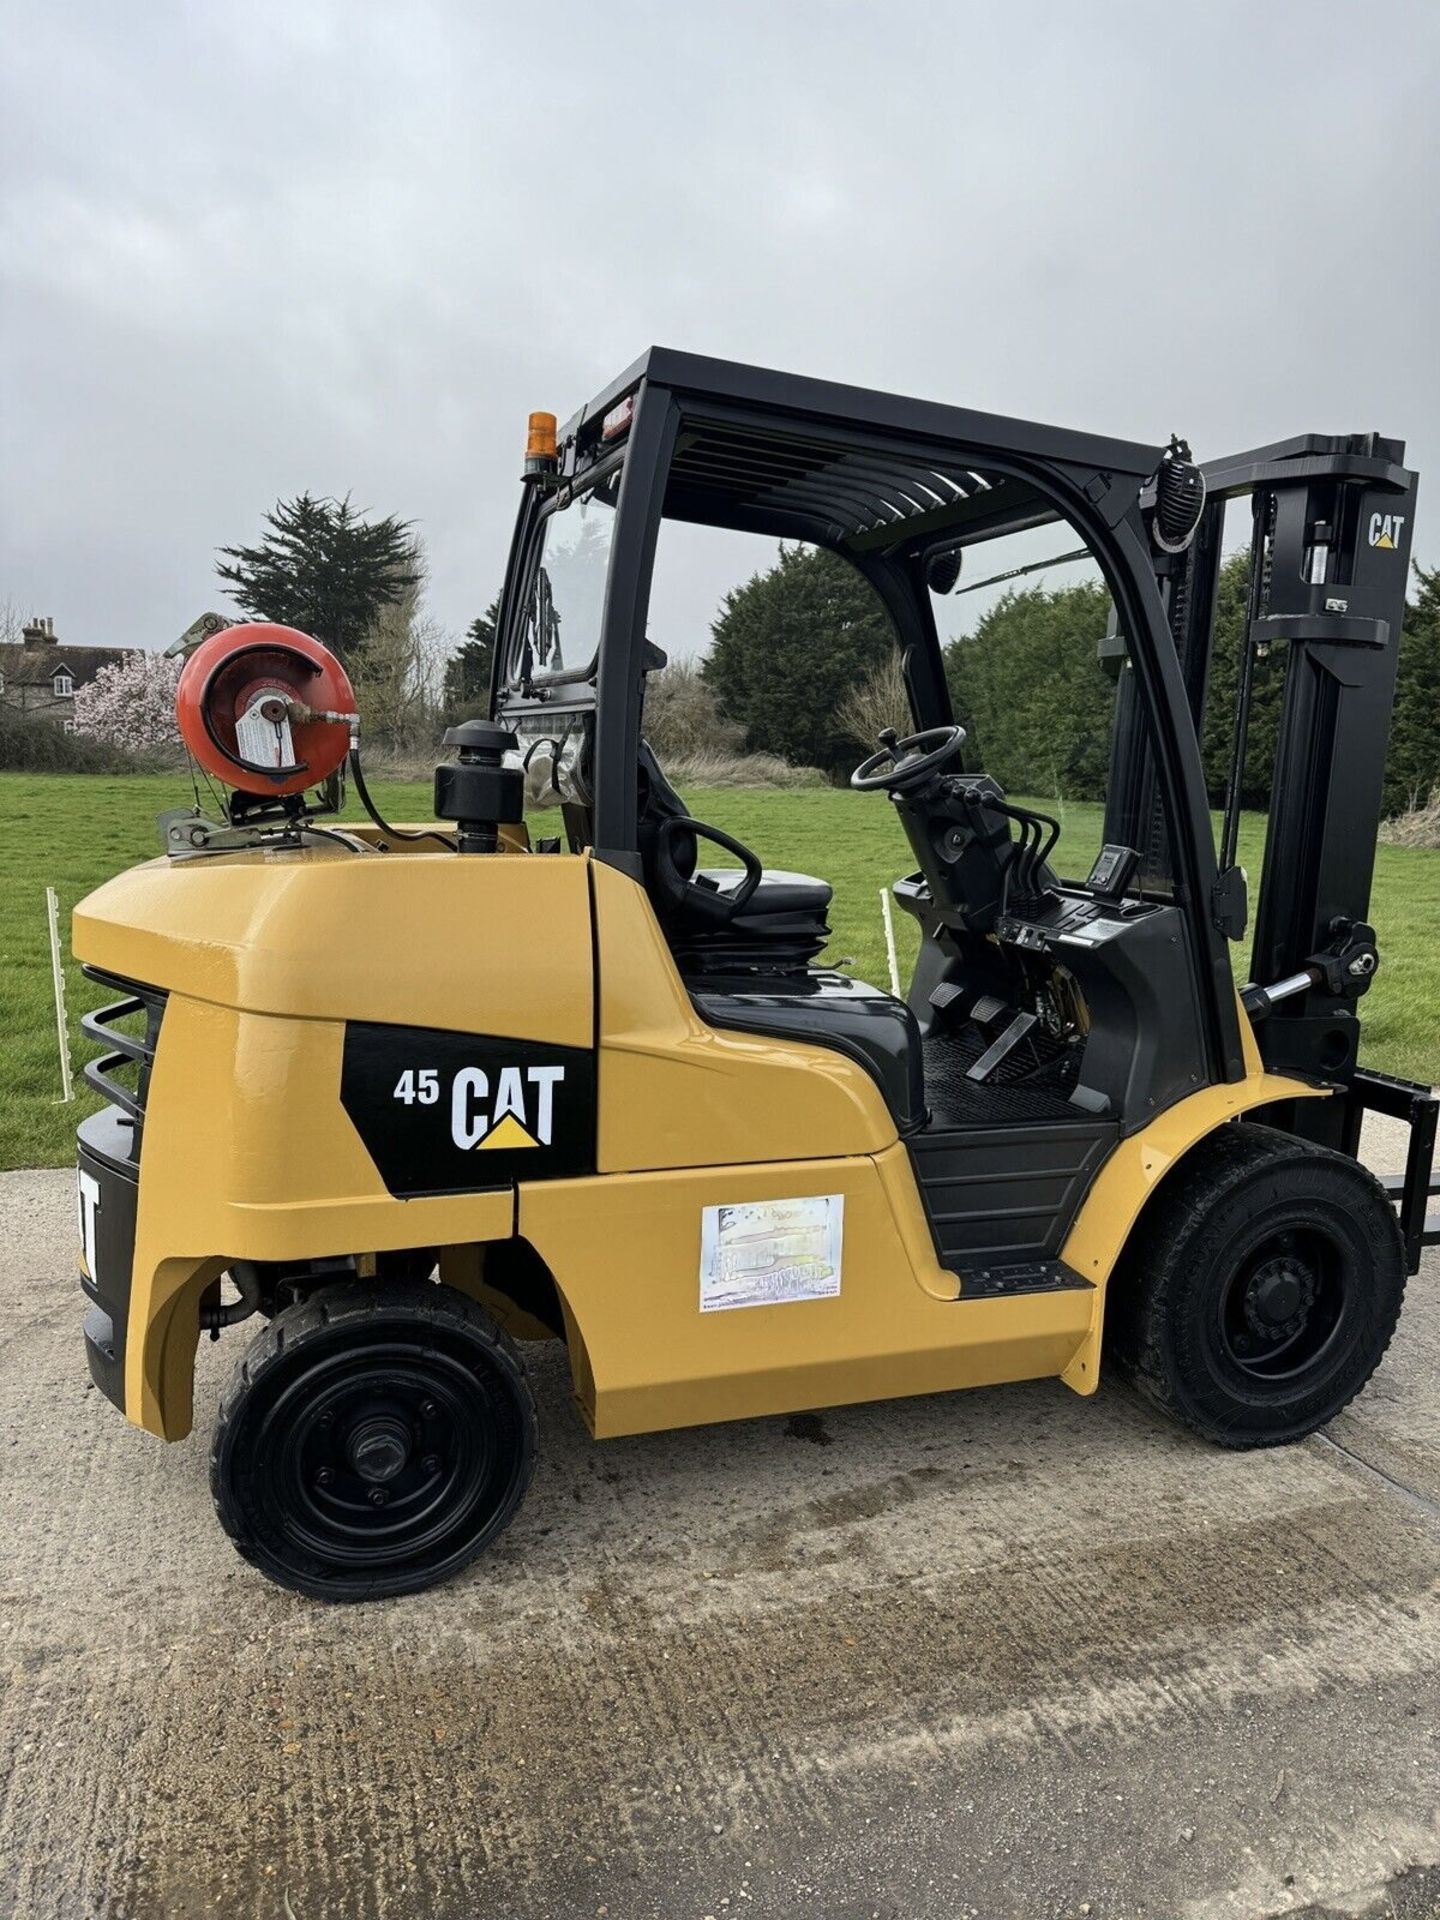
[921,1023,1082,1129]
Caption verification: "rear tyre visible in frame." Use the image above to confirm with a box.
[211,1279,537,1600]
[1110,1122,1405,1447]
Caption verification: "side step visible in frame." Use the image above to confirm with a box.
[953,1259,1093,1301]
[909,1118,1116,1270]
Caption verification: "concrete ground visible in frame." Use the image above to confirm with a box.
[1,1121,1437,1920]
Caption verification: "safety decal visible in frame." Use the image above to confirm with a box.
[341,1023,595,1197]
[699,1194,844,1313]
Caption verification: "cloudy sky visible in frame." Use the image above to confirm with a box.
[3,1,1437,658]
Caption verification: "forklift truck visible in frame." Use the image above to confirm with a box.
[73,350,1438,1599]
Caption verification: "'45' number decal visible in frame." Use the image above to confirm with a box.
[392,1069,440,1106]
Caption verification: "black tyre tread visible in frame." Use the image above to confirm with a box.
[1124,1124,1307,1426]
[1106,1123,1300,1377]
[210,1278,537,1598]
[1115,1121,1405,1447]
[211,1277,530,1457]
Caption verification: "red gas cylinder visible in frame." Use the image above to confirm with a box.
[175,624,357,796]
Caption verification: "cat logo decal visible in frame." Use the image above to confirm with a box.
[342,1025,594,1196]
[1368,512,1407,552]
[448,1065,565,1151]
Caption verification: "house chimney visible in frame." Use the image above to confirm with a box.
[22,616,53,649]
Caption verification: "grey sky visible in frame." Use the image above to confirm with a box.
[3,1,1437,659]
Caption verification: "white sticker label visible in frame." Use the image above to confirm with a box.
[234,689,299,771]
[699,1195,843,1313]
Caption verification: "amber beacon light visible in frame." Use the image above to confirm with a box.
[524,410,558,480]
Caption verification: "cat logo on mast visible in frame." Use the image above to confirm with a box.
[1368,511,1406,551]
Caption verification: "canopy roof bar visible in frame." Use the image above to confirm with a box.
[663,418,1044,550]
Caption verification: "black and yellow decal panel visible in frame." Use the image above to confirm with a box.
[341,1023,596,1197]
[76,1107,141,1411]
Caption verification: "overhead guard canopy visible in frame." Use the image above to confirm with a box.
[562,345,1165,557]
[661,418,1055,553]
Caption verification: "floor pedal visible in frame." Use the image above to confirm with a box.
[965,1010,1037,1084]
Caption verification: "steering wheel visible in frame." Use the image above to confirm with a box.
[850,724,967,793]
[650,815,764,926]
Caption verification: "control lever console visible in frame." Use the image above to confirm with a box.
[890,771,1060,935]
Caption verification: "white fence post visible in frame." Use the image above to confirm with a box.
[47,887,74,1104]
[879,886,902,998]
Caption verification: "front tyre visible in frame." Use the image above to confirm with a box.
[1111,1123,1405,1447]
[211,1279,537,1600]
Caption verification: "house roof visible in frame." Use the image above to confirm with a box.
[0,642,129,688]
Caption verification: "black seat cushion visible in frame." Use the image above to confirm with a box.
[675,868,832,974]
[698,868,834,918]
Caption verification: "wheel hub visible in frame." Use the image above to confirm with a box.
[1242,1255,1317,1342]
[346,1412,413,1485]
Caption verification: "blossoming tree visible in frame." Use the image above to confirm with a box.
[72,651,183,754]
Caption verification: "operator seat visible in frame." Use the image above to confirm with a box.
[636,743,833,972]
[636,744,924,1129]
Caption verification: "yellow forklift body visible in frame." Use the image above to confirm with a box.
[65,352,1425,1602]
[73,846,1319,1444]
[75,837,590,1042]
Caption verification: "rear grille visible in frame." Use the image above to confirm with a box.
[80,968,167,1148]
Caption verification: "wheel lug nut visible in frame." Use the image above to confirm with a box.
[421,1400,438,1420]
[315,1466,334,1487]
[368,1487,389,1507]
[422,1454,440,1474]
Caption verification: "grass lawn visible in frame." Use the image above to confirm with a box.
[3,769,1438,1169]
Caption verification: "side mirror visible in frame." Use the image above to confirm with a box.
[1097,604,1128,683]
[1211,865,1249,941]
